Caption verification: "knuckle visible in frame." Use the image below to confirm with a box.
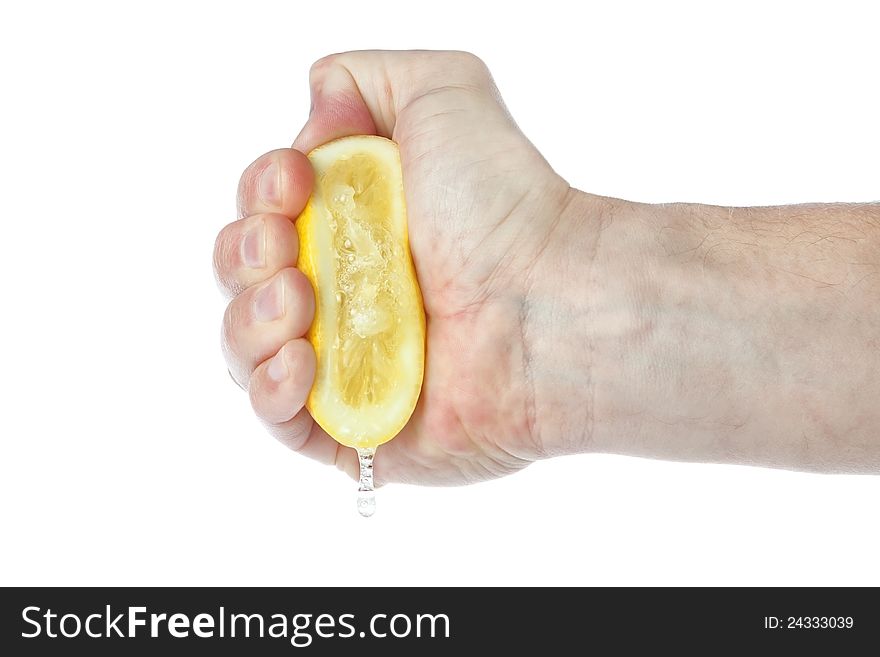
[212,227,234,282]
[309,53,341,81]
[247,375,268,416]
[283,412,313,450]
[449,50,489,79]
[237,157,262,216]
[221,297,249,359]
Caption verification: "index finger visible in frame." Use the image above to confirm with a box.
[236,148,314,219]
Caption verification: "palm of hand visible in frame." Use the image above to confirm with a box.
[371,91,568,485]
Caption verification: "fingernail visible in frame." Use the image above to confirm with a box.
[241,220,266,269]
[254,277,284,322]
[267,350,288,382]
[258,159,280,207]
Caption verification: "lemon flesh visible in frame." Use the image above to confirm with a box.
[297,136,425,449]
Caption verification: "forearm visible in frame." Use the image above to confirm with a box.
[532,190,880,472]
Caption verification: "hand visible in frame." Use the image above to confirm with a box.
[215,50,880,480]
[213,51,579,485]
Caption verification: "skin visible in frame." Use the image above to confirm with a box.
[214,50,880,485]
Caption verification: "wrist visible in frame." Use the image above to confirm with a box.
[525,190,724,459]
[547,195,745,460]
[522,186,631,458]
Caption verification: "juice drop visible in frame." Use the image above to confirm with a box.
[356,447,376,518]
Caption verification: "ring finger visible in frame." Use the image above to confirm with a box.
[222,267,315,386]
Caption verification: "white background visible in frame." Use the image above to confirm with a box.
[1,0,877,586]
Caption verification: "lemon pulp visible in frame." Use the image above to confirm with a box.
[297,136,425,449]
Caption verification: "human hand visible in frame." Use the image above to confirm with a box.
[213,51,580,485]
[215,50,880,482]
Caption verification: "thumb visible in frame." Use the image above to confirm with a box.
[292,50,502,153]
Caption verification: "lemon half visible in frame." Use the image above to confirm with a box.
[297,136,425,449]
